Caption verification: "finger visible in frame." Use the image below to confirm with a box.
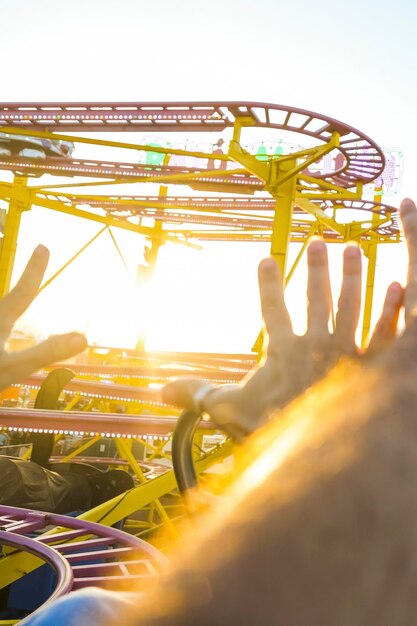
[258,257,292,346]
[367,282,403,353]
[0,245,49,342]
[400,198,417,323]
[334,244,362,351]
[306,239,331,337]
[0,332,87,391]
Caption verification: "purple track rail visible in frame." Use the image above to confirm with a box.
[0,101,385,187]
[0,406,216,438]
[0,505,166,624]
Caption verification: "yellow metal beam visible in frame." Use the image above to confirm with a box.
[30,165,248,192]
[285,223,317,285]
[347,218,395,242]
[228,131,339,191]
[361,240,378,348]
[268,133,340,190]
[106,227,131,274]
[0,181,14,197]
[360,188,384,347]
[0,125,229,163]
[38,226,107,293]
[296,197,346,238]
[270,158,300,279]
[31,194,200,249]
[251,158,298,354]
[0,177,31,296]
[297,174,363,199]
[115,438,176,534]
[143,153,172,277]
[77,439,233,526]
[228,140,270,181]
[38,192,270,221]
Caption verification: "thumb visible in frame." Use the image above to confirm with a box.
[162,378,213,411]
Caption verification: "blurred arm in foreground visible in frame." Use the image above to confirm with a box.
[0,244,87,390]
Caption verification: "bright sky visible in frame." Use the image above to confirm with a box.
[1,0,416,352]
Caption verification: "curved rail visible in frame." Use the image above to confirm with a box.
[42,363,249,383]
[0,156,262,193]
[81,347,257,367]
[0,529,73,602]
[15,373,163,405]
[0,406,215,438]
[0,505,166,624]
[33,192,398,241]
[0,101,385,186]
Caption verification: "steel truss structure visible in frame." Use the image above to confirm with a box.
[0,101,402,550]
[0,102,400,348]
[0,104,403,615]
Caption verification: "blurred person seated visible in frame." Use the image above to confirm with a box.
[22,198,417,625]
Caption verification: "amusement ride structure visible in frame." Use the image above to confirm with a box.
[0,102,400,340]
[0,102,402,621]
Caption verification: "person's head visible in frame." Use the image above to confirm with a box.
[129,321,417,626]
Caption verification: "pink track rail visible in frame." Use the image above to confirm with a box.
[0,101,385,187]
[0,407,215,438]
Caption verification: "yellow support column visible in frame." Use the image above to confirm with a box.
[361,241,377,347]
[270,158,298,281]
[361,187,382,347]
[141,153,171,280]
[0,176,31,296]
[230,125,298,280]
[361,234,381,348]
[115,438,177,535]
[252,159,297,353]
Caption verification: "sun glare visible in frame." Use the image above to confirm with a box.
[13,208,407,355]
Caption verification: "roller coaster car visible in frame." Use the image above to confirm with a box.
[0,132,74,159]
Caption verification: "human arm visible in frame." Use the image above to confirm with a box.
[0,245,87,391]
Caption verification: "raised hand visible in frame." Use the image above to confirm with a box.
[0,245,87,391]
[164,207,409,439]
